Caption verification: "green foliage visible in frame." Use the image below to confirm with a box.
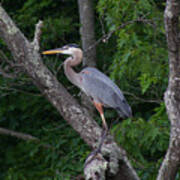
[112,103,169,179]
[0,93,89,180]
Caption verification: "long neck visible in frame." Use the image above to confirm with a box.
[64,50,83,87]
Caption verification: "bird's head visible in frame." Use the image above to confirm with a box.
[42,44,81,56]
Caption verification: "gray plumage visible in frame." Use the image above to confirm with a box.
[80,67,132,118]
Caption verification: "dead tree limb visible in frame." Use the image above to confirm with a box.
[0,127,39,141]
[0,127,51,148]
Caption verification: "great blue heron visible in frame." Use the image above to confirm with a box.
[42,44,132,131]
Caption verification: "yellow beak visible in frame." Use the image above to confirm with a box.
[42,49,63,55]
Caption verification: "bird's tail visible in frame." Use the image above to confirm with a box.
[116,105,132,119]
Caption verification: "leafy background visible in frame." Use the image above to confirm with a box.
[0,0,178,179]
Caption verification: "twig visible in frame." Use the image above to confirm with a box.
[32,20,43,51]
[0,50,23,77]
[123,91,163,104]
[0,50,14,65]
[0,67,16,78]
[84,17,155,53]
[0,127,51,148]
[0,127,39,141]
[0,86,42,97]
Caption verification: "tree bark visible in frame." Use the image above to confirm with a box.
[157,1,180,179]
[77,0,96,67]
[0,5,139,180]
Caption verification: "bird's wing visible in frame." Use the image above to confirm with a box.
[81,67,123,96]
[80,67,132,118]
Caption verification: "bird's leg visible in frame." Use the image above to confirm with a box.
[85,102,109,167]
[93,102,108,131]
[93,102,109,151]
[100,113,108,132]
[84,128,107,168]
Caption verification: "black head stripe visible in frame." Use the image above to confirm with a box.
[67,44,79,48]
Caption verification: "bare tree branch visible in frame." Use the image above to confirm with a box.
[0,50,14,65]
[0,127,51,148]
[123,91,163,104]
[0,66,16,78]
[32,20,43,51]
[0,127,39,141]
[157,1,180,179]
[0,49,23,77]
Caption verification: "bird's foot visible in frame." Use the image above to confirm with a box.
[97,128,108,152]
[84,128,108,168]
